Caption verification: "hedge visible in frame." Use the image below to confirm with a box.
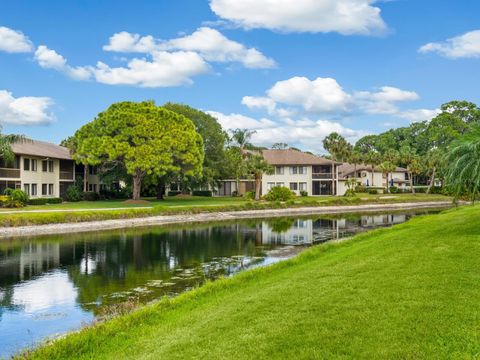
[28,198,63,205]
[192,190,212,197]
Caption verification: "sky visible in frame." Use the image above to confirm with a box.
[1,0,480,153]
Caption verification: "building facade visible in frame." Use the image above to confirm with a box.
[0,140,101,198]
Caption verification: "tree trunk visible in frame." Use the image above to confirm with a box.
[132,170,144,200]
[254,175,262,201]
[83,164,88,192]
[426,167,436,194]
[156,181,165,200]
[409,171,415,194]
[385,173,389,193]
[371,164,375,187]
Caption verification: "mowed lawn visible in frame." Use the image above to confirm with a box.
[26,205,480,359]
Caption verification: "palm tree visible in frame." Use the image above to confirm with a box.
[424,148,443,194]
[0,127,26,166]
[365,151,381,187]
[230,129,256,154]
[348,150,363,181]
[323,132,350,179]
[246,154,274,201]
[399,146,419,194]
[407,158,421,194]
[445,125,480,202]
[378,161,396,193]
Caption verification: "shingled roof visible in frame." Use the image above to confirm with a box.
[259,149,336,166]
[11,139,72,160]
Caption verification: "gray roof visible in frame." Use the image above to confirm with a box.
[11,139,72,160]
[259,149,336,166]
[338,163,407,179]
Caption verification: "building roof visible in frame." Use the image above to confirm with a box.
[259,149,336,166]
[11,139,72,160]
[338,163,407,179]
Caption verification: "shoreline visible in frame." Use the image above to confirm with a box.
[0,201,454,238]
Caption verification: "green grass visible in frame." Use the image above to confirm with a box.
[0,194,451,227]
[24,204,479,359]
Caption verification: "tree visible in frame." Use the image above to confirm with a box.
[230,129,256,153]
[440,100,480,124]
[246,153,274,201]
[163,103,228,190]
[444,125,480,202]
[72,101,204,200]
[365,151,381,187]
[272,142,289,149]
[323,132,350,180]
[399,146,418,193]
[0,126,26,165]
[348,150,363,181]
[423,148,443,194]
[378,161,396,193]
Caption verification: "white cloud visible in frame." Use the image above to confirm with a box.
[207,110,366,152]
[0,90,54,125]
[0,26,33,53]
[354,86,419,114]
[395,108,440,122]
[34,45,92,80]
[267,76,352,113]
[419,30,480,59]
[241,96,277,114]
[209,0,387,35]
[93,51,210,87]
[103,27,275,69]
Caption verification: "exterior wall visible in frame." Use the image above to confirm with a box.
[20,155,65,198]
[262,166,312,196]
[338,169,409,195]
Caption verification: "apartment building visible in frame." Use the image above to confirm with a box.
[0,140,101,198]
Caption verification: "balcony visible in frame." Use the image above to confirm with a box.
[312,173,333,179]
[0,168,20,178]
[60,171,74,180]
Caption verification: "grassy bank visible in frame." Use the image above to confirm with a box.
[0,193,450,227]
[25,205,479,359]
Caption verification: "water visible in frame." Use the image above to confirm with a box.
[0,211,432,357]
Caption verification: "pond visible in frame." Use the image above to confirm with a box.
[0,210,433,357]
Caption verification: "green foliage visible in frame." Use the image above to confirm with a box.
[266,217,295,232]
[322,132,351,162]
[65,185,83,202]
[389,186,399,194]
[3,189,29,207]
[300,190,308,197]
[244,191,255,200]
[355,185,367,193]
[83,192,100,201]
[27,198,63,205]
[264,186,296,202]
[367,188,379,195]
[192,190,212,197]
[72,101,204,200]
[344,189,356,197]
[246,153,274,201]
[168,191,181,197]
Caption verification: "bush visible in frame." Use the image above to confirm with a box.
[368,188,378,195]
[300,190,308,197]
[168,191,181,197]
[83,192,100,201]
[66,185,83,202]
[344,189,356,197]
[264,186,296,202]
[244,191,255,200]
[28,197,63,205]
[355,185,367,193]
[389,186,398,194]
[192,190,212,197]
[9,189,29,205]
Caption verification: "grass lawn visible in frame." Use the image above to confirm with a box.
[25,204,479,359]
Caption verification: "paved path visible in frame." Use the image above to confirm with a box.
[0,201,454,238]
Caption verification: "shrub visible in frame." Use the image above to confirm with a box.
[355,185,367,193]
[66,185,83,202]
[9,189,29,205]
[192,190,212,197]
[264,186,296,202]
[28,197,63,205]
[368,188,378,195]
[244,191,255,200]
[389,186,398,194]
[231,190,238,197]
[83,192,100,201]
[168,191,181,197]
[300,190,308,197]
[344,189,356,197]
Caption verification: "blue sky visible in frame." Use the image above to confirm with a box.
[1,0,479,153]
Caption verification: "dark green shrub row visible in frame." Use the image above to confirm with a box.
[192,190,212,197]
[168,191,181,197]
[28,197,63,205]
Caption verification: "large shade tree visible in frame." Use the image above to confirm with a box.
[72,101,204,200]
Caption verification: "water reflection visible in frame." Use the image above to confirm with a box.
[0,211,426,357]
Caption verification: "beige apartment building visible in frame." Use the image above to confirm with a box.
[0,140,101,198]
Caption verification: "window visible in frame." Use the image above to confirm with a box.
[23,184,30,195]
[42,184,48,195]
[299,166,307,175]
[48,184,54,195]
[276,182,284,187]
[23,158,30,171]
[93,184,97,192]
[267,182,275,191]
[48,160,54,172]
[290,166,298,174]
[275,166,284,175]
[299,182,307,191]
[290,182,298,191]
[42,160,48,172]
[31,159,37,171]
[31,184,37,196]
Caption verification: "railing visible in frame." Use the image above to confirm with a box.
[312,173,333,179]
[60,171,74,180]
[0,168,20,178]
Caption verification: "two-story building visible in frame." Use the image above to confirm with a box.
[0,140,101,199]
